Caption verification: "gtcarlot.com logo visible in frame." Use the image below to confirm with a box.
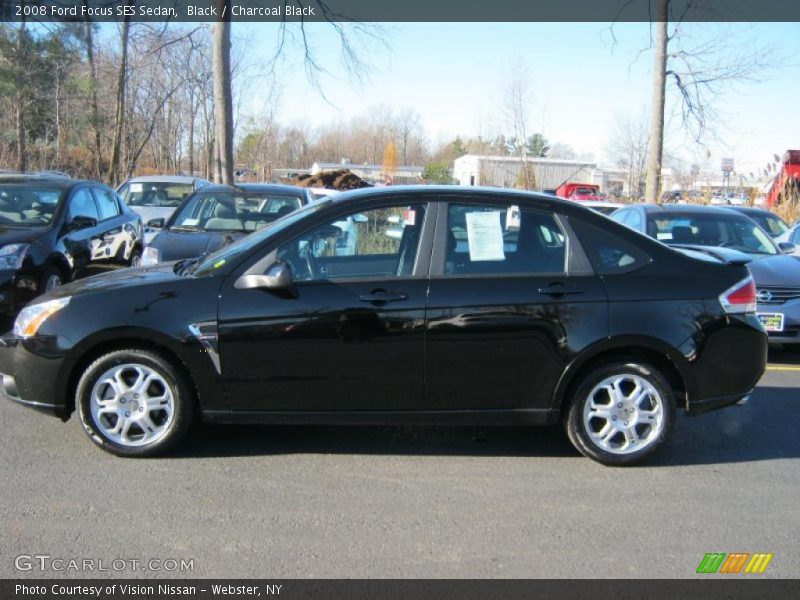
[696,552,773,574]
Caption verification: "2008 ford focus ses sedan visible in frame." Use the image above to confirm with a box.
[0,187,767,465]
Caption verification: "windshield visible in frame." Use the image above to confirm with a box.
[171,190,305,232]
[752,214,788,238]
[190,200,331,276]
[0,185,62,226]
[648,212,778,256]
[119,182,194,208]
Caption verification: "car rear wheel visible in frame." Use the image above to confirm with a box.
[565,362,676,466]
[77,349,194,457]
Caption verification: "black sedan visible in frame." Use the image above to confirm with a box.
[0,174,142,319]
[610,203,800,347]
[141,183,314,266]
[0,187,766,465]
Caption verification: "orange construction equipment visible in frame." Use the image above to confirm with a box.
[766,150,800,209]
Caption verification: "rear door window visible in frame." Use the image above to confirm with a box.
[444,204,566,276]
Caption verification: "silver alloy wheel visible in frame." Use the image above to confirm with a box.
[45,274,62,291]
[89,363,175,447]
[582,373,664,455]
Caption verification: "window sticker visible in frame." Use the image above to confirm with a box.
[403,209,416,226]
[465,211,505,261]
[506,205,521,231]
[130,183,143,193]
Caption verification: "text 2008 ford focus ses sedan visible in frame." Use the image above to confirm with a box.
[0,187,767,465]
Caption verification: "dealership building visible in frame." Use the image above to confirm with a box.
[452,154,676,195]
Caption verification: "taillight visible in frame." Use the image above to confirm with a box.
[719,276,757,314]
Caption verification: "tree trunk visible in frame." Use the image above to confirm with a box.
[213,8,234,185]
[108,15,131,185]
[14,20,26,172]
[82,21,103,179]
[644,0,669,204]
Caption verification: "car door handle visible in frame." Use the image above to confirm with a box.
[359,290,408,303]
[538,283,585,297]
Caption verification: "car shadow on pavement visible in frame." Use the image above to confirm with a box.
[172,386,798,464]
[173,422,580,460]
[768,346,800,365]
[646,386,800,467]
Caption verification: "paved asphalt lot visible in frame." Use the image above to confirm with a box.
[1,350,798,580]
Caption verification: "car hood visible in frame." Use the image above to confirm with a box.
[149,229,246,262]
[0,225,48,245]
[40,262,185,303]
[747,253,800,286]
[132,206,177,224]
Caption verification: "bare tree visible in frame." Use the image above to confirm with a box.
[624,1,780,202]
[608,111,650,200]
[499,58,536,189]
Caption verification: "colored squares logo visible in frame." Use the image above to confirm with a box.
[697,553,773,574]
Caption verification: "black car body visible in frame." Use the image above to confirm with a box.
[611,203,800,345]
[0,187,766,465]
[142,183,315,266]
[0,174,142,319]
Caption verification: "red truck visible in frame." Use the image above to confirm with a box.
[555,182,603,201]
[766,150,800,209]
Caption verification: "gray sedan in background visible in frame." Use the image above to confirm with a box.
[611,203,800,348]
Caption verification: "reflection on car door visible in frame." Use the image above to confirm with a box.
[217,200,434,412]
[90,186,132,263]
[61,186,104,278]
[424,200,608,413]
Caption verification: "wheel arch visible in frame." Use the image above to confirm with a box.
[44,252,73,283]
[58,327,199,419]
[552,336,694,414]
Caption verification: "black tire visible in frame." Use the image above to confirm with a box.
[39,264,65,293]
[77,348,194,457]
[564,362,676,466]
[128,246,142,268]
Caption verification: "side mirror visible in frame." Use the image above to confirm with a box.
[147,218,165,229]
[778,242,796,254]
[235,261,294,291]
[70,215,97,231]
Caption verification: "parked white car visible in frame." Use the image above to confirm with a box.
[117,175,210,243]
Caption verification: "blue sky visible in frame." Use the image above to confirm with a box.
[236,21,800,174]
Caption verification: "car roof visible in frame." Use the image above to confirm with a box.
[726,206,775,217]
[195,183,309,195]
[625,203,750,217]
[124,175,203,184]
[0,175,94,190]
[325,185,624,223]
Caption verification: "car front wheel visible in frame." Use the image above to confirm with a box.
[77,349,194,457]
[565,362,676,466]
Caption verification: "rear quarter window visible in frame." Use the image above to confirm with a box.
[570,217,651,275]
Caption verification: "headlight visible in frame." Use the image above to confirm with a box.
[141,246,161,266]
[0,243,29,270]
[14,297,71,338]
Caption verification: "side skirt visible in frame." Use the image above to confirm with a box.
[201,408,559,426]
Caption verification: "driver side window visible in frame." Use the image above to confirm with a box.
[277,204,426,282]
[67,188,100,222]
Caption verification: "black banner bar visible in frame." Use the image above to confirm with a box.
[2,580,800,600]
[2,0,800,23]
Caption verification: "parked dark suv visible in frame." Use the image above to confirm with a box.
[0,187,766,465]
[0,174,143,319]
